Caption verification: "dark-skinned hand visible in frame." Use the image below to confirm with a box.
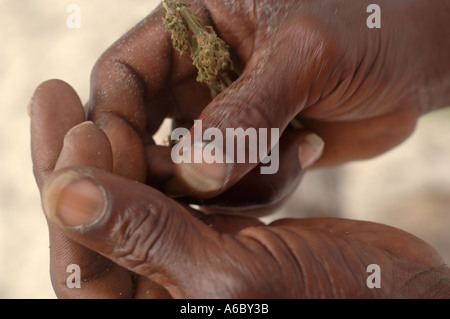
[75,0,450,215]
[30,80,450,298]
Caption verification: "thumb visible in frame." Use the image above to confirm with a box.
[40,166,260,298]
[171,36,327,198]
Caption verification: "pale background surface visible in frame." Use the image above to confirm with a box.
[0,0,449,298]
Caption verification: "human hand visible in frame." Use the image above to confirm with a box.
[31,81,450,299]
[81,0,450,208]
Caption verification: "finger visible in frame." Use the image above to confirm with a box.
[145,130,324,215]
[55,124,137,298]
[87,5,176,182]
[55,122,113,172]
[52,123,132,298]
[270,217,447,267]
[145,130,323,213]
[30,79,86,189]
[29,82,135,298]
[56,122,172,298]
[301,105,419,168]
[41,166,267,298]
[41,163,450,298]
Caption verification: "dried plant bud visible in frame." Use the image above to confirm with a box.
[162,0,303,128]
[162,1,192,54]
[162,0,234,98]
[193,29,234,97]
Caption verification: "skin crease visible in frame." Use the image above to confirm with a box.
[29,1,450,298]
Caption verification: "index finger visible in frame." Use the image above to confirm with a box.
[30,79,86,189]
[87,4,174,182]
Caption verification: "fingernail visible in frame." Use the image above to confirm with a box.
[61,122,95,153]
[176,142,231,193]
[43,170,107,229]
[178,162,230,193]
[64,121,95,140]
[299,133,325,169]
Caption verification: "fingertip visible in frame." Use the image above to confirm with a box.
[30,79,84,115]
[29,79,85,127]
[176,161,231,195]
[30,79,86,187]
[56,121,113,172]
[171,139,232,197]
[43,169,108,230]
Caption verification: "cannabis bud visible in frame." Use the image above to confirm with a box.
[162,0,303,130]
[162,0,234,98]
[161,1,191,54]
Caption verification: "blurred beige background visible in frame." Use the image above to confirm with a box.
[0,0,449,299]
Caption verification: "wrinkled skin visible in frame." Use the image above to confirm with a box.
[30,0,450,298]
[30,80,450,298]
[83,0,449,206]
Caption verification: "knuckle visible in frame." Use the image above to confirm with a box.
[110,200,173,273]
